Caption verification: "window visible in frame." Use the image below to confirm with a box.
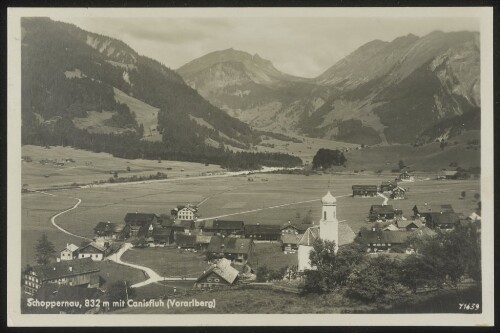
[207,278,213,282]
[214,278,220,283]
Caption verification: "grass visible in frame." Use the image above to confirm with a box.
[121,247,211,278]
[99,260,146,289]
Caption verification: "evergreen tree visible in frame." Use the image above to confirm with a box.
[35,233,56,265]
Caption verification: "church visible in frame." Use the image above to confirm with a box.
[297,191,356,271]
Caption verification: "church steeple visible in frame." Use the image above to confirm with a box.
[320,191,339,253]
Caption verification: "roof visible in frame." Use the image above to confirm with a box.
[391,186,406,193]
[382,224,400,231]
[35,284,103,304]
[321,191,336,204]
[152,227,174,237]
[61,244,79,253]
[413,226,437,237]
[397,219,423,229]
[370,205,395,215]
[196,235,213,244]
[416,204,455,214]
[352,185,378,191]
[94,221,127,233]
[280,222,310,233]
[79,242,107,253]
[428,212,461,225]
[281,234,302,245]
[443,170,458,176]
[27,258,100,282]
[207,236,253,254]
[298,222,355,247]
[124,213,157,225]
[197,258,239,284]
[203,219,244,231]
[175,233,197,246]
[381,181,396,186]
[244,224,281,236]
[177,220,195,228]
[359,229,412,244]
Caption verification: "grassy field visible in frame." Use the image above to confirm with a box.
[21,145,217,189]
[121,247,211,278]
[99,260,147,289]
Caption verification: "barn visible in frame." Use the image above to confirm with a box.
[244,224,281,241]
[352,185,378,197]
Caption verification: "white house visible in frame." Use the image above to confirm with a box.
[77,242,109,261]
[59,244,79,262]
[177,206,198,221]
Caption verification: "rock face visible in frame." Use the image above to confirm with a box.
[178,31,480,145]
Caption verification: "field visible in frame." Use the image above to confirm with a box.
[121,247,211,278]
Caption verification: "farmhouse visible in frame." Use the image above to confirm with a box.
[172,205,198,221]
[413,204,455,216]
[352,185,378,197]
[398,171,415,182]
[380,181,397,192]
[244,223,281,241]
[59,243,79,262]
[33,285,103,314]
[194,258,239,289]
[124,213,158,238]
[280,221,310,235]
[358,229,412,253]
[77,242,109,261]
[280,234,302,252]
[424,212,461,230]
[201,219,244,236]
[23,258,100,296]
[391,186,406,200]
[151,226,175,245]
[207,236,254,264]
[396,219,423,231]
[94,221,130,241]
[369,205,395,222]
[175,234,198,249]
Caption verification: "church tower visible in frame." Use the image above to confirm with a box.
[319,191,339,253]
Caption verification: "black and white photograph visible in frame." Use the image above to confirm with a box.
[6,6,494,326]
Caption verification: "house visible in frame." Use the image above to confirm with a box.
[352,185,378,197]
[280,221,310,235]
[243,223,281,241]
[172,205,198,221]
[441,170,459,179]
[413,204,454,217]
[398,171,415,182]
[280,234,302,252]
[94,221,130,241]
[175,234,198,249]
[32,285,103,314]
[152,226,175,245]
[194,258,239,289]
[380,181,397,192]
[124,213,158,238]
[396,219,423,231]
[369,205,395,222]
[201,219,244,236]
[175,220,195,233]
[424,212,461,230]
[195,235,213,251]
[391,186,406,200]
[23,258,100,296]
[59,244,79,262]
[207,236,254,264]
[358,229,413,253]
[77,242,109,261]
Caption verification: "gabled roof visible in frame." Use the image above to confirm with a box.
[197,258,238,284]
[428,212,461,225]
[152,227,174,237]
[244,224,281,236]
[175,233,197,246]
[124,213,157,225]
[280,234,302,245]
[27,258,100,282]
[203,219,244,230]
[196,235,213,244]
[79,242,107,253]
[382,224,400,231]
[61,243,79,253]
[280,222,310,233]
[391,186,406,193]
[381,181,396,186]
[298,222,356,247]
[397,219,423,229]
[359,229,412,244]
[352,185,378,190]
[207,236,253,254]
[94,221,127,233]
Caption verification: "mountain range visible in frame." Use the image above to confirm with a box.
[178,31,480,145]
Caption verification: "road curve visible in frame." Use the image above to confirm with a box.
[50,197,92,241]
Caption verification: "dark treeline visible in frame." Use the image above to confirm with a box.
[22,117,302,171]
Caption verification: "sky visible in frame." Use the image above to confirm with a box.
[58,17,479,78]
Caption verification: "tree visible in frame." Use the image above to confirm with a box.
[461,191,466,199]
[474,193,480,200]
[398,160,406,170]
[302,210,313,224]
[126,166,131,172]
[107,280,135,305]
[312,149,346,170]
[35,233,56,265]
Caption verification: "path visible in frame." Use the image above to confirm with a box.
[377,192,389,205]
[50,197,92,241]
[197,194,351,221]
[107,243,196,288]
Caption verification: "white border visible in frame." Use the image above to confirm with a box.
[7,7,494,327]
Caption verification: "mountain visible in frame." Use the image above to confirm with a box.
[20,18,302,169]
[178,31,480,145]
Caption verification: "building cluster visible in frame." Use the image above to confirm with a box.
[352,178,408,200]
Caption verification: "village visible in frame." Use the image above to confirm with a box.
[22,168,482,314]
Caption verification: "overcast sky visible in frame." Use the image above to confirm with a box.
[58,17,479,78]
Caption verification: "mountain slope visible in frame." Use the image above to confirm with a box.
[178,31,480,145]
